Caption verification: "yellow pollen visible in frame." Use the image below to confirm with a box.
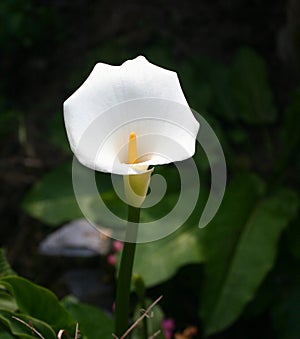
[128,132,138,164]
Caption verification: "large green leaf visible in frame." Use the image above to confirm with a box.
[22,165,82,225]
[200,174,299,335]
[62,297,113,339]
[133,225,204,287]
[230,47,277,124]
[0,276,76,334]
[22,164,127,227]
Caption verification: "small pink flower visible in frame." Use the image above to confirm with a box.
[162,318,175,339]
[107,253,117,266]
[113,240,123,252]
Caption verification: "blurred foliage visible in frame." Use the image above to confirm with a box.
[22,165,83,225]
[62,296,114,339]
[132,226,204,287]
[200,174,298,335]
[0,252,113,338]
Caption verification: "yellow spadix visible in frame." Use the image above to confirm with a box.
[123,132,153,207]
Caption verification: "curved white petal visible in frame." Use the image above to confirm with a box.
[64,56,199,174]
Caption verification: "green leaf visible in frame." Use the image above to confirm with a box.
[0,290,17,312]
[0,250,15,278]
[22,165,82,226]
[62,297,113,339]
[0,276,76,334]
[230,47,277,124]
[133,225,204,287]
[200,174,299,335]
[0,330,14,339]
[21,164,125,227]
[0,310,56,339]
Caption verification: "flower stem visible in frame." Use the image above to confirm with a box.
[115,205,140,337]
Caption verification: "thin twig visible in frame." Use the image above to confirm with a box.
[148,330,161,338]
[112,295,163,339]
[58,323,80,339]
[58,330,69,339]
[74,323,80,339]
[12,316,45,339]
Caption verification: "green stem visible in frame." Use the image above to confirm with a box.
[115,205,140,338]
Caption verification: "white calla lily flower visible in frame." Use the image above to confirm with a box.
[64,57,203,336]
[63,56,200,178]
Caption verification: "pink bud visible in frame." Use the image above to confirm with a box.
[107,254,117,266]
[162,318,175,339]
[113,241,124,252]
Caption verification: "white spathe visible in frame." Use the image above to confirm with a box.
[64,56,199,175]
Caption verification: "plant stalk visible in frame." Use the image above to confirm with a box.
[115,205,140,338]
